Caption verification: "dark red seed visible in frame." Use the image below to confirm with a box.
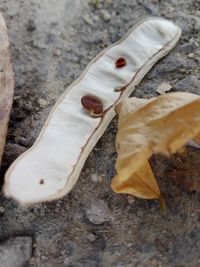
[81,95,103,115]
[115,58,127,68]
[39,179,45,185]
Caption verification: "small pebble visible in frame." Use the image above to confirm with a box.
[127,195,136,204]
[0,237,32,267]
[65,46,72,52]
[100,10,112,21]
[38,98,48,107]
[17,136,30,147]
[23,102,33,112]
[179,68,186,73]
[0,206,5,214]
[14,128,22,137]
[188,53,194,58]
[91,173,98,182]
[93,15,99,22]
[47,33,56,44]
[27,20,36,31]
[156,81,172,95]
[86,199,111,225]
[87,233,96,242]
[53,48,62,57]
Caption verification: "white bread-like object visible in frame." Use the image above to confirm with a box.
[3,17,181,205]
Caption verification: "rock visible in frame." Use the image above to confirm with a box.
[156,81,172,95]
[91,173,98,182]
[47,33,56,44]
[23,102,33,112]
[17,136,31,147]
[38,98,48,107]
[188,53,194,59]
[127,195,136,205]
[53,48,62,56]
[179,68,186,73]
[26,20,36,31]
[86,199,111,225]
[90,173,104,183]
[148,58,184,78]
[138,0,159,15]
[86,233,96,242]
[0,206,5,216]
[0,236,32,267]
[100,10,112,21]
[178,43,197,53]
[174,75,200,94]
[13,128,22,137]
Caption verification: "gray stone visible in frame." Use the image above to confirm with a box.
[0,237,32,267]
[86,199,111,224]
[174,75,200,94]
[100,10,112,21]
[53,48,62,57]
[86,233,96,242]
[178,43,197,53]
[26,20,36,32]
[38,98,48,107]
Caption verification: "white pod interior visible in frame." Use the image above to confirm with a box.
[3,17,181,205]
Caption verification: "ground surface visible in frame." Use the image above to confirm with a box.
[0,0,200,266]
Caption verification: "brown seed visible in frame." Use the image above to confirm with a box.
[39,179,45,185]
[115,58,127,68]
[81,95,103,117]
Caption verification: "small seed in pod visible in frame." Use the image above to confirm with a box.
[115,58,127,68]
[81,95,103,117]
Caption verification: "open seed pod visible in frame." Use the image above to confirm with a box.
[112,92,200,199]
[0,13,14,167]
[3,17,181,205]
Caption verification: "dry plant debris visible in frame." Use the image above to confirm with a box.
[111,92,200,203]
[3,17,181,205]
[0,13,14,167]
[156,81,172,95]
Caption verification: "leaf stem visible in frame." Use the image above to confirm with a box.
[159,195,168,213]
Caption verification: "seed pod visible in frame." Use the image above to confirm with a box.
[81,95,103,117]
[3,17,181,205]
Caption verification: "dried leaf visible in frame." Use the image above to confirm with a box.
[0,13,14,167]
[112,92,200,199]
[156,81,172,95]
[112,160,160,199]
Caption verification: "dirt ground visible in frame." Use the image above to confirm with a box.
[0,0,200,266]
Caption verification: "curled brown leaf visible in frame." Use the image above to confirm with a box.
[112,92,200,200]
